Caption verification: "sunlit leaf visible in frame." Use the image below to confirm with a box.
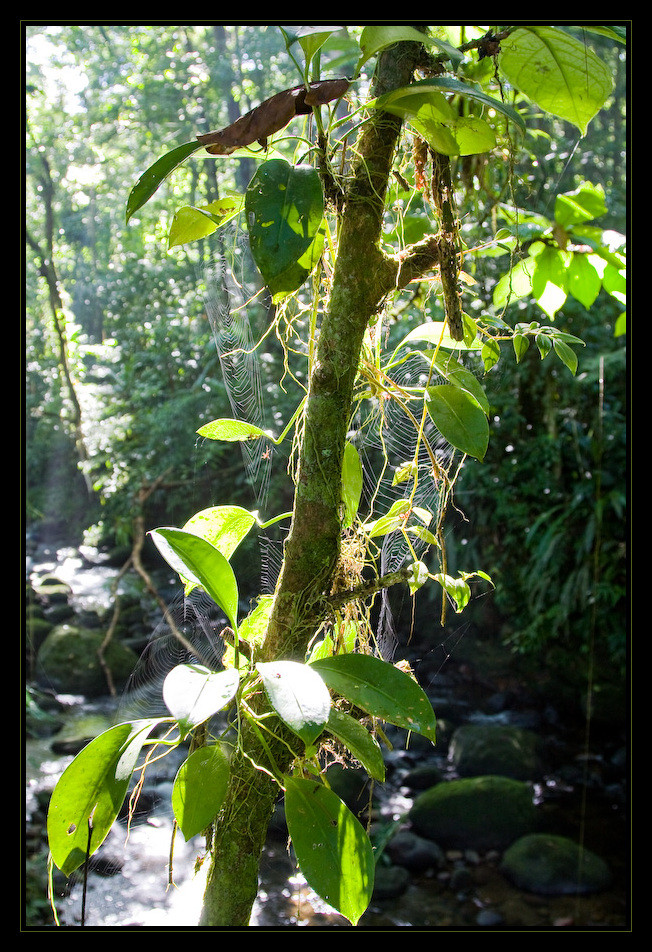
[376,76,526,132]
[171,744,230,840]
[197,418,270,443]
[181,506,257,561]
[163,664,240,737]
[47,719,163,876]
[499,26,614,135]
[284,776,374,925]
[256,661,331,746]
[342,441,363,528]
[168,196,244,249]
[311,653,437,743]
[149,528,239,631]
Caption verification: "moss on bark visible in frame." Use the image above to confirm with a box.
[198,32,435,928]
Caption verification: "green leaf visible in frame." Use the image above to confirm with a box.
[47,719,163,876]
[499,27,614,135]
[395,320,482,355]
[407,560,430,595]
[149,527,239,632]
[566,253,602,308]
[364,498,411,538]
[555,182,606,229]
[432,352,489,414]
[512,333,530,363]
[163,664,240,737]
[181,505,257,561]
[425,384,489,460]
[342,441,363,529]
[481,337,501,372]
[168,196,244,249]
[245,159,325,303]
[434,573,472,612]
[493,257,535,308]
[376,77,526,133]
[325,708,386,782]
[311,653,437,743]
[409,110,496,157]
[197,418,270,443]
[171,744,230,840]
[535,332,553,359]
[256,661,331,746]
[126,140,205,222]
[358,24,463,71]
[283,776,374,926]
[553,338,579,375]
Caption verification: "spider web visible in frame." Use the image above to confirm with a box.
[117,587,228,723]
[198,226,275,513]
[350,343,457,660]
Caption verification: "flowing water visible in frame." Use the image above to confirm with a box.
[25,542,629,931]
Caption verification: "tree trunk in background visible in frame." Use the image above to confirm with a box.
[198,33,430,928]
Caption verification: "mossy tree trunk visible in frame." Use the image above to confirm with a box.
[199,32,441,928]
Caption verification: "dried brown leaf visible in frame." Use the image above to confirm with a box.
[197,79,350,155]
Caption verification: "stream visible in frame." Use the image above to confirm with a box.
[24,541,630,931]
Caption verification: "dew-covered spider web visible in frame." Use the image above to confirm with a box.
[198,226,275,513]
[119,228,482,720]
[349,343,459,661]
[117,587,229,723]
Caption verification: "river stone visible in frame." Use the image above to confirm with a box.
[35,623,139,697]
[386,829,445,872]
[409,775,537,851]
[500,834,612,896]
[448,723,542,780]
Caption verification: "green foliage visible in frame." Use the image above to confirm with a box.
[37,23,626,928]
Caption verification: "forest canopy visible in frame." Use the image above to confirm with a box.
[25,22,627,684]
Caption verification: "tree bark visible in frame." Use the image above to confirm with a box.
[199,32,436,927]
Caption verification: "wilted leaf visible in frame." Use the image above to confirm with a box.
[197,79,349,155]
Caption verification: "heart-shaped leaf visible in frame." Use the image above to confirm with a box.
[499,27,613,135]
[245,159,325,303]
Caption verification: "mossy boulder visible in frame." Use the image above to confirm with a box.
[409,775,537,851]
[35,623,138,697]
[500,834,612,895]
[449,723,542,780]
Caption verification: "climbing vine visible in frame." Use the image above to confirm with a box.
[46,25,625,927]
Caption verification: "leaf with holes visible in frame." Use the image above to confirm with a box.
[245,159,325,303]
[284,776,374,925]
[47,719,163,876]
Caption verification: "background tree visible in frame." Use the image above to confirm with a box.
[37,24,626,928]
